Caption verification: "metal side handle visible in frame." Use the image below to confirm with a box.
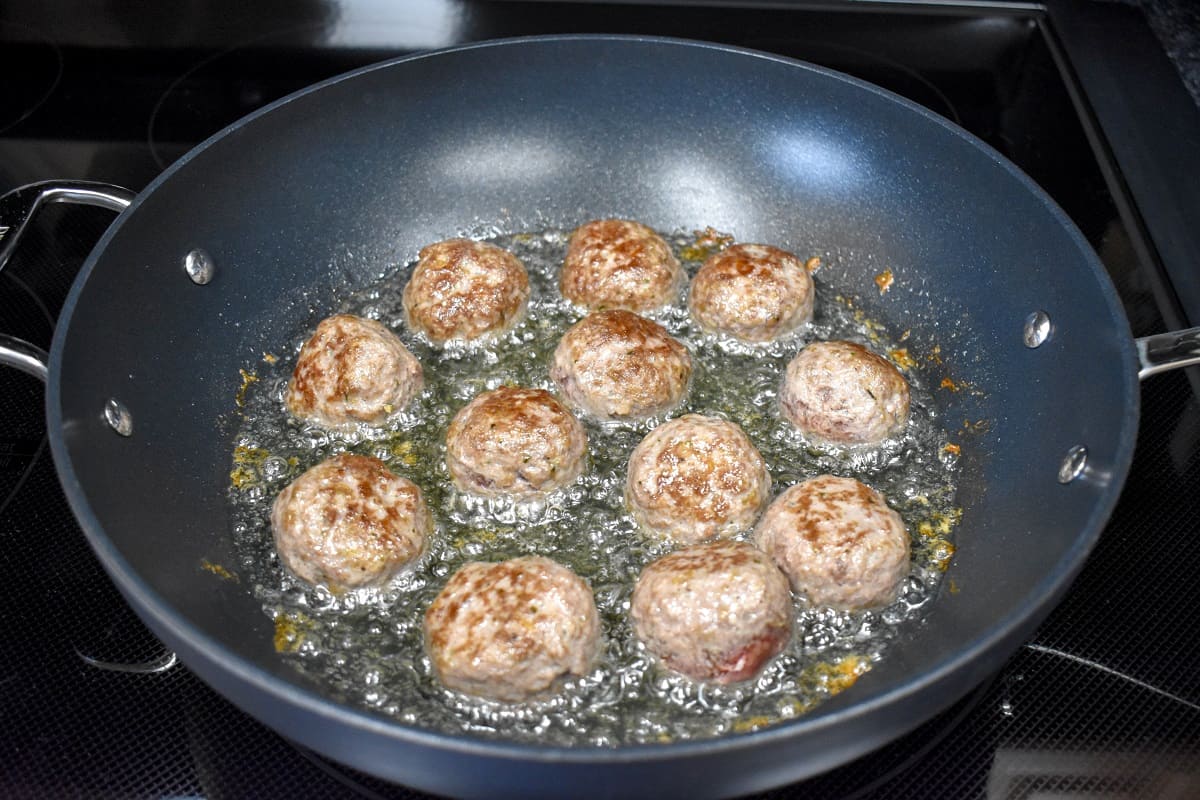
[0,334,49,381]
[1136,327,1200,380]
[0,180,176,675]
[0,181,136,377]
[0,180,135,375]
[0,181,135,270]
[0,181,137,377]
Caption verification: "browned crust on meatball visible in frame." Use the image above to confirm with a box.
[630,541,792,684]
[424,556,601,702]
[286,314,423,428]
[779,340,911,445]
[561,219,684,312]
[688,243,814,343]
[625,415,771,544]
[754,475,910,610]
[549,309,693,421]
[445,386,588,497]
[270,453,431,591]
[402,238,530,344]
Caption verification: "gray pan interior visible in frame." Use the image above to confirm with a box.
[46,36,1139,799]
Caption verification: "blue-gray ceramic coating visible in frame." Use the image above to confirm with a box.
[45,36,1138,798]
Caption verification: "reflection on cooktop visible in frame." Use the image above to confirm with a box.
[0,21,62,135]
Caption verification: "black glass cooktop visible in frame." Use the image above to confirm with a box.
[1,2,1197,797]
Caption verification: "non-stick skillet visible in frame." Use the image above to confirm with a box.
[1,36,1198,800]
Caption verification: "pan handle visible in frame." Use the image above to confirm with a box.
[0,180,176,675]
[0,334,49,381]
[0,180,135,271]
[0,181,135,378]
[1136,327,1200,380]
[0,180,137,377]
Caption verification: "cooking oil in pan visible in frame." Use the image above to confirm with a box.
[228,228,961,745]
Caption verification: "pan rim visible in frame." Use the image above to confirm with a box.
[45,33,1140,767]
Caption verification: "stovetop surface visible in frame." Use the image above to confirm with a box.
[1,2,1198,798]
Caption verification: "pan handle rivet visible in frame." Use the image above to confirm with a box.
[104,398,133,437]
[1023,311,1052,348]
[1058,445,1087,484]
[184,248,215,285]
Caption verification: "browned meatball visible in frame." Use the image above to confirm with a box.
[625,415,771,544]
[445,386,588,498]
[270,453,431,591]
[550,310,692,422]
[688,244,814,343]
[286,314,423,428]
[560,219,684,312]
[424,556,601,702]
[779,340,910,445]
[402,238,530,345]
[754,475,910,611]
[630,541,792,684]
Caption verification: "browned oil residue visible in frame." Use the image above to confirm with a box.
[680,227,735,261]
[229,466,257,489]
[889,348,918,370]
[930,540,956,571]
[816,655,871,695]
[274,611,311,653]
[874,269,894,294]
[962,418,990,434]
[236,369,259,408]
[234,445,270,464]
[230,445,270,490]
[201,560,238,582]
[918,508,962,573]
[918,508,963,538]
[731,715,775,734]
[733,655,870,733]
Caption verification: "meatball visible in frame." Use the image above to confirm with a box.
[754,475,910,611]
[631,541,792,684]
[550,309,692,422]
[688,243,814,343]
[270,453,431,591]
[779,340,910,445]
[625,414,771,544]
[286,314,423,428]
[402,238,530,344]
[560,219,684,312]
[446,386,588,498]
[424,556,601,702]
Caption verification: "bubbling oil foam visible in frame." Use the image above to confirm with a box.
[228,228,961,745]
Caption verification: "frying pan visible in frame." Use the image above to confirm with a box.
[2,36,1198,799]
